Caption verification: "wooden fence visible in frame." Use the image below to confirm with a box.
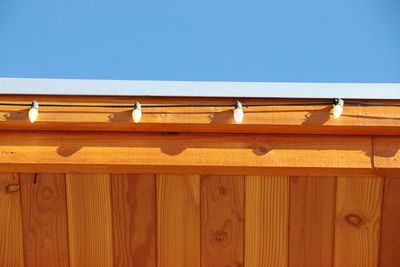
[1,173,399,267]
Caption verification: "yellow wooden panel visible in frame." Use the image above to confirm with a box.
[334,177,383,267]
[0,132,373,175]
[379,178,400,267]
[110,174,156,267]
[289,176,336,267]
[245,176,289,267]
[66,173,113,267]
[200,175,244,267]
[157,175,200,267]
[0,173,24,266]
[20,173,69,267]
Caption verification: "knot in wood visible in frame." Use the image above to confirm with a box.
[218,185,228,196]
[345,214,364,228]
[5,183,20,193]
[253,145,268,156]
[211,230,228,245]
[256,146,267,154]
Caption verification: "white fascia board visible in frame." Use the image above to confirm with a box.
[0,77,399,99]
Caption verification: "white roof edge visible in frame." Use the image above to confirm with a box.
[0,77,400,99]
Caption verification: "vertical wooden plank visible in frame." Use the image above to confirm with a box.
[20,173,69,267]
[66,173,113,267]
[289,176,336,267]
[334,177,383,267]
[200,175,244,267]
[157,175,200,267]
[0,173,24,266]
[379,178,400,267]
[110,174,156,267]
[245,176,289,267]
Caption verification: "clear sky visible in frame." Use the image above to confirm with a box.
[0,0,399,83]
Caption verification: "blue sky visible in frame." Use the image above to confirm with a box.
[0,0,399,82]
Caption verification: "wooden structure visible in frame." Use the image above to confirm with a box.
[0,94,400,267]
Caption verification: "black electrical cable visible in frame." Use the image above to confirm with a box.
[0,102,334,108]
[345,101,400,107]
[140,101,335,108]
[0,99,399,108]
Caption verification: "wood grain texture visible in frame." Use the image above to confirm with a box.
[379,178,400,267]
[289,176,336,267]
[200,175,244,267]
[0,173,24,266]
[1,95,400,135]
[157,175,200,267]
[245,176,289,267]
[66,173,113,267]
[20,173,69,267]
[0,132,373,175]
[110,174,156,267]
[334,177,383,267]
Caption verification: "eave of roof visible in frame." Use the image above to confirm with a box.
[1,77,399,99]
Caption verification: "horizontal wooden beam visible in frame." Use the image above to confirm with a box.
[0,95,400,135]
[0,131,377,175]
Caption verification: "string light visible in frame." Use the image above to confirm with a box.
[333,98,344,119]
[28,100,39,123]
[0,98,394,124]
[132,102,142,123]
[233,101,244,123]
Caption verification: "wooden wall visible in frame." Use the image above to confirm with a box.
[1,173,399,267]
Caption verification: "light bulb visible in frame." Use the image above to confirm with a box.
[333,98,344,119]
[132,102,142,123]
[233,101,244,123]
[29,100,39,123]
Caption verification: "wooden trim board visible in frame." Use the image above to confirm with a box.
[0,95,400,135]
[0,131,396,175]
